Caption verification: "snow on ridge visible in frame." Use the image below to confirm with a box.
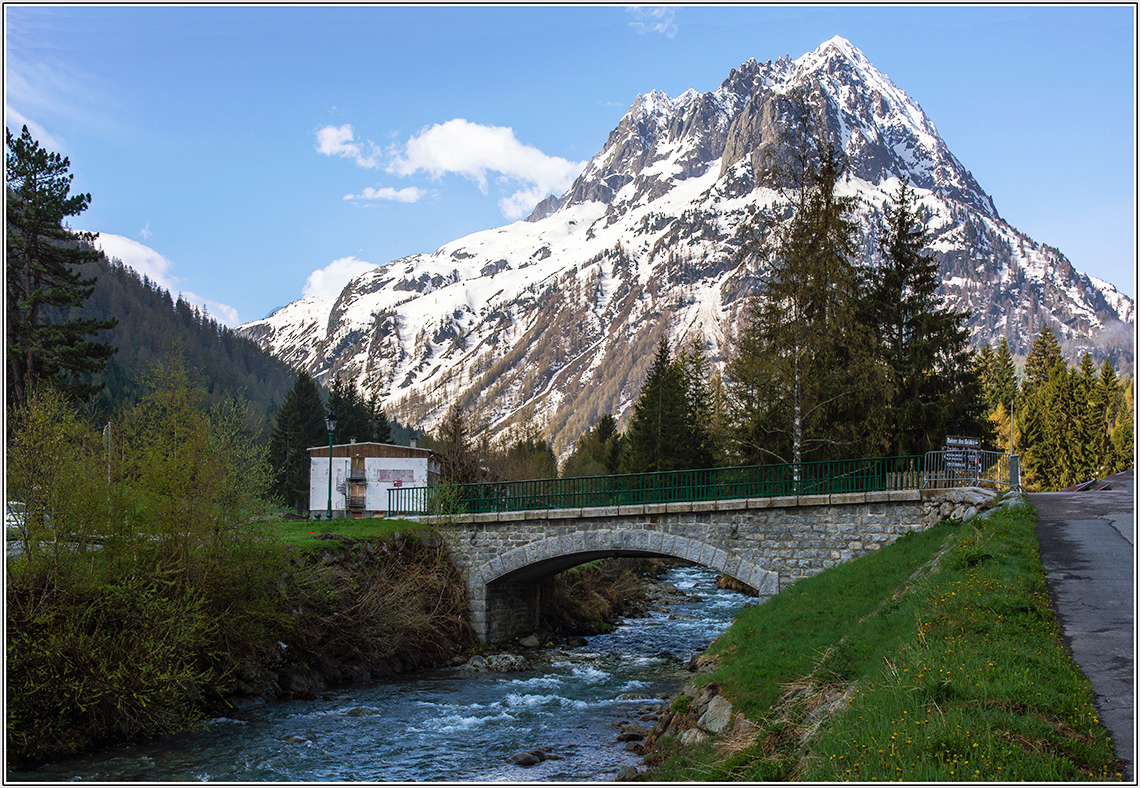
[1088,274,1136,324]
[235,36,1133,443]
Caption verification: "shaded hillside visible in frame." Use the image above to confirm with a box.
[57,253,298,424]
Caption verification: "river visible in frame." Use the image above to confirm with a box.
[8,564,755,782]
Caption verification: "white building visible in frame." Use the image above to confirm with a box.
[308,442,439,519]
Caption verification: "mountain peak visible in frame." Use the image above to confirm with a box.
[818,34,858,55]
[238,38,1134,454]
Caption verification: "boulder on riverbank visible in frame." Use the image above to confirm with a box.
[464,653,531,672]
[647,681,745,749]
[508,748,560,766]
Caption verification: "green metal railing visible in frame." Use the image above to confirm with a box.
[388,455,922,517]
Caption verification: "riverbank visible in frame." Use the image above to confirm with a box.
[634,497,1126,781]
[7,563,749,782]
[5,518,669,770]
[5,524,474,769]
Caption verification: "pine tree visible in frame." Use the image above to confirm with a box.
[1073,353,1101,480]
[1108,377,1134,474]
[6,125,117,409]
[268,371,326,511]
[975,342,997,410]
[1020,363,1067,490]
[625,336,690,473]
[367,391,392,444]
[563,413,620,478]
[678,339,717,469]
[862,179,988,456]
[1023,326,1064,393]
[727,98,878,465]
[1096,358,1120,432]
[327,375,373,444]
[993,338,1019,410]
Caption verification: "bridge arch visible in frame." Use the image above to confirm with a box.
[434,488,945,644]
[466,528,779,644]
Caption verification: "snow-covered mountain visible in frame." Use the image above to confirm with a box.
[238,36,1134,455]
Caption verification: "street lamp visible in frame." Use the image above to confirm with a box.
[326,412,337,520]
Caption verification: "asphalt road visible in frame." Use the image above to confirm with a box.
[1029,470,1135,780]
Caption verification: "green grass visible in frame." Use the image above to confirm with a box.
[642,503,1124,782]
[275,516,426,552]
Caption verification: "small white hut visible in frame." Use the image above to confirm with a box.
[308,442,439,519]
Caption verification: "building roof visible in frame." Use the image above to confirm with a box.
[307,441,436,459]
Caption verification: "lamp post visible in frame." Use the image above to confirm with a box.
[1009,392,1016,454]
[326,412,337,520]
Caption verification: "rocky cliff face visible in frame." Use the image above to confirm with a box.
[237,36,1133,456]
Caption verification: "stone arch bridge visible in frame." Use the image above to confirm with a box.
[421,487,989,644]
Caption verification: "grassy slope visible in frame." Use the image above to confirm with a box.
[276,516,420,552]
[643,502,1124,782]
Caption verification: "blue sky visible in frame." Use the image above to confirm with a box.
[5,5,1136,326]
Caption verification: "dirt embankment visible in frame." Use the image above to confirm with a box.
[216,529,476,710]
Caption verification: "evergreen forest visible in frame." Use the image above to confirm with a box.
[47,254,298,426]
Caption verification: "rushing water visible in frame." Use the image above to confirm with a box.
[9,565,755,783]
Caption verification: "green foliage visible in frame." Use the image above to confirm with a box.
[1016,336,1133,490]
[1108,376,1134,474]
[269,370,327,511]
[562,413,624,478]
[677,339,718,468]
[1023,325,1064,394]
[6,125,117,410]
[5,366,478,769]
[624,336,693,473]
[58,256,297,424]
[327,375,391,444]
[726,96,879,465]
[7,574,214,764]
[992,338,1019,409]
[5,385,111,577]
[6,362,284,766]
[863,179,989,455]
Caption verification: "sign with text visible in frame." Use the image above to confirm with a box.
[942,435,981,475]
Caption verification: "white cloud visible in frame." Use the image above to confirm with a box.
[4,52,128,149]
[627,6,679,38]
[302,256,376,301]
[315,123,380,169]
[344,186,426,203]
[94,233,179,289]
[317,117,583,219]
[92,233,241,327]
[139,222,152,240]
[498,186,554,222]
[387,118,584,219]
[4,107,64,154]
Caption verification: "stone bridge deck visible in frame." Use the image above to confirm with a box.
[423,487,991,644]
